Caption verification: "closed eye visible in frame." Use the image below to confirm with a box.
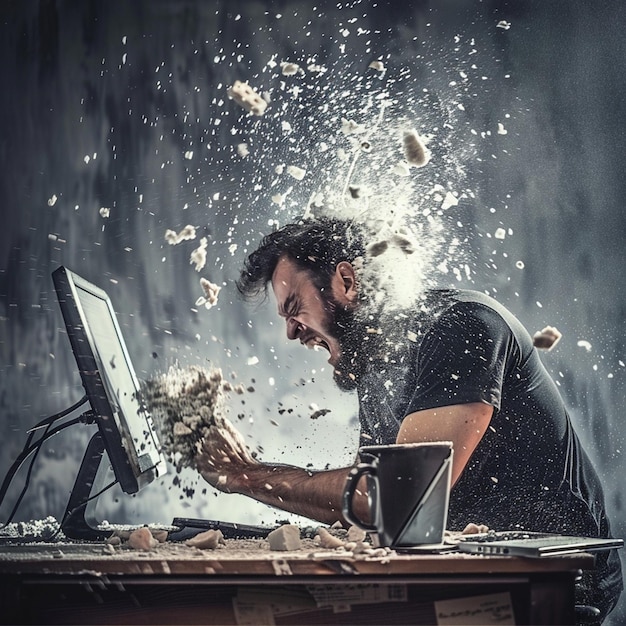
[280,294,300,319]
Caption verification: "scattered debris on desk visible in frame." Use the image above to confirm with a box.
[127,527,159,551]
[185,529,225,550]
[267,524,302,551]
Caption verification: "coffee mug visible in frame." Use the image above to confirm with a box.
[342,442,453,549]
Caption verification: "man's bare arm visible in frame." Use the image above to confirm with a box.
[397,402,494,486]
[195,416,367,525]
[224,463,357,526]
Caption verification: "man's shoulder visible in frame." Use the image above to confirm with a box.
[426,288,515,318]
[424,288,531,346]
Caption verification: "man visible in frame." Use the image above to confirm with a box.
[196,216,622,620]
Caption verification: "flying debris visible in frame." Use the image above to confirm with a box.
[226,80,267,116]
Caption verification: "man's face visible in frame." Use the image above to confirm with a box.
[271,256,362,390]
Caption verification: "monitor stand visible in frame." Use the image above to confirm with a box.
[61,431,114,541]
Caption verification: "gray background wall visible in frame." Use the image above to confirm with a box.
[1,0,624,621]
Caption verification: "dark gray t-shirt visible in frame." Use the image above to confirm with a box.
[356,289,622,616]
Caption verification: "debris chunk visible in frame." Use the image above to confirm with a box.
[403,130,431,168]
[199,277,221,309]
[226,80,267,116]
[127,527,158,551]
[280,61,300,76]
[267,525,302,551]
[286,165,306,180]
[533,326,562,351]
[165,225,196,245]
[190,237,208,272]
[185,529,224,550]
[341,118,366,135]
[315,527,344,549]
[368,60,385,72]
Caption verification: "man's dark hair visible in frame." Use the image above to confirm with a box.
[236,216,366,301]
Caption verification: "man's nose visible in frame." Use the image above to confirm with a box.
[286,317,303,340]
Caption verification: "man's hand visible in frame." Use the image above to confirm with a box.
[195,416,259,494]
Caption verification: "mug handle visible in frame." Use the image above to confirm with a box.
[342,463,377,531]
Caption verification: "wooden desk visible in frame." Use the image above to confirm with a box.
[0,538,593,625]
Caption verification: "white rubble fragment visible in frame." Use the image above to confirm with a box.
[165,225,197,245]
[173,421,193,437]
[267,525,302,551]
[307,63,326,74]
[315,527,344,549]
[497,20,511,30]
[340,118,366,135]
[577,340,592,352]
[347,526,367,543]
[99,207,111,218]
[286,165,306,180]
[403,129,431,168]
[280,61,300,76]
[48,194,58,206]
[226,80,267,116]
[494,227,506,240]
[275,164,285,175]
[497,123,508,135]
[368,60,385,72]
[407,330,418,343]
[200,278,221,309]
[441,192,459,210]
[247,356,259,366]
[533,326,562,351]
[185,529,224,550]
[184,151,194,160]
[271,190,290,206]
[237,143,249,157]
[190,236,208,272]
[127,527,158,551]
[392,161,411,177]
[337,148,349,162]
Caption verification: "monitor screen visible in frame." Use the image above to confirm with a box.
[52,266,166,494]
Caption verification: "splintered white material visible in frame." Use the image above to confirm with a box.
[141,365,246,471]
[190,237,208,271]
[226,80,267,116]
[199,277,221,309]
[286,165,306,180]
[165,225,196,245]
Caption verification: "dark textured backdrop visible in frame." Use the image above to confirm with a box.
[1,0,624,621]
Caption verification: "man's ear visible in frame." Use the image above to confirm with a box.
[332,261,358,305]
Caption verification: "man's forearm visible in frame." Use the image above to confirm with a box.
[230,463,365,526]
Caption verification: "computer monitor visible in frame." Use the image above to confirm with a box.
[52,266,167,537]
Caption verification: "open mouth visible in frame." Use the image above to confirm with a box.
[302,335,330,353]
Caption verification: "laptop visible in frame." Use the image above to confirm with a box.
[456,530,623,558]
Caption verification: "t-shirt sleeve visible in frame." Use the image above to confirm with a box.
[406,301,520,415]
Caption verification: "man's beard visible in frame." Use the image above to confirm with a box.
[326,301,372,392]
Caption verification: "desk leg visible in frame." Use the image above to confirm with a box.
[529,572,576,625]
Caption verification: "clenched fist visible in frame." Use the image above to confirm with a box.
[194,416,259,494]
